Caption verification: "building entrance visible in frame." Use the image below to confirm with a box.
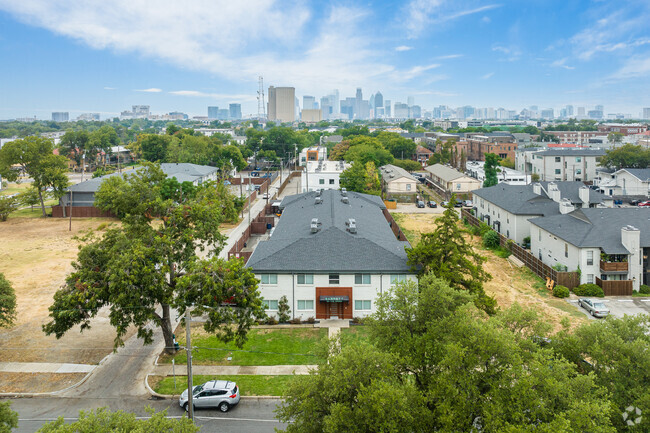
[316,287,353,319]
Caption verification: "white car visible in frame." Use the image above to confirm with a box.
[179,380,240,412]
[578,298,610,318]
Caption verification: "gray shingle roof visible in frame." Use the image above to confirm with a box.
[379,164,417,182]
[247,190,412,273]
[472,182,608,216]
[620,168,650,181]
[530,208,650,254]
[534,149,606,157]
[425,164,473,182]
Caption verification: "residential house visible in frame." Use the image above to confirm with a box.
[530,208,650,292]
[299,146,327,166]
[545,131,608,145]
[247,189,417,320]
[466,161,531,185]
[472,182,612,244]
[594,168,650,198]
[379,164,418,199]
[515,148,605,182]
[415,145,433,165]
[425,164,481,198]
[465,133,518,161]
[302,160,349,192]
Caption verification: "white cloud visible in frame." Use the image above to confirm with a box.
[609,56,650,80]
[481,16,491,23]
[395,45,413,51]
[103,87,117,90]
[135,88,162,93]
[169,90,256,101]
[481,72,494,80]
[404,1,501,38]
[436,54,463,60]
[491,44,521,61]
[550,58,575,70]
[401,64,440,80]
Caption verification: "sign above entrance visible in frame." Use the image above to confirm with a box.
[319,296,349,302]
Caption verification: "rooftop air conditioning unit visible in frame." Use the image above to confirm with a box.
[315,197,322,205]
[348,220,357,234]
[341,188,347,196]
[390,174,395,178]
[310,218,320,233]
[341,197,349,204]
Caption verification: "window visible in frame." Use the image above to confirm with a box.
[456,183,461,190]
[586,251,593,266]
[538,229,541,241]
[329,179,335,185]
[297,274,313,285]
[538,249,542,260]
[576,169,582,175]
[391,274,407,284]
[260,274,277,284]
[406,184,411,191]
[262,299,278,310]
[354,300,372,310]
[329,274,340,284]
[319,179,325,185]
[355,274,371,284]
[555,169,561,174]
[587,274,594,284]
[297,300,314,310]
[565,243,568,258]
[576,157,582,162]
[555,157,561,162]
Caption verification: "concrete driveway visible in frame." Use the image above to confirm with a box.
[567,296,650,320]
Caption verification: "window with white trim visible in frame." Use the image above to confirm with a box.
[297,274,313,285]
[329,274,340,284]
[355,274,371,284]
[260,274,277,284]
[354,300,372,310]
[390,274,407,284]
[587,274,594,284]
[297,300,314,310]
[262,300,278,310]
[586,251,593,266]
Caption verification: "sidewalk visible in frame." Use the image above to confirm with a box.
[150,364,316,376]
[0,362,95,374]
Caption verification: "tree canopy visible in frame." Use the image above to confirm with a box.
[0,273,17,328]
[278,277,617,432]
[599,144,650,169]
[483,153,500,187]
[0,136,69,217]
[43,163,264,353]
[406,196,496,313]
[0,400,18,433]
[339,161,381,196]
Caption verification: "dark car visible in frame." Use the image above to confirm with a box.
[629,199,641,206]
[427,200,437,208]
[454,201,463,208]
[250,171,260,177]
[416,200,425,208]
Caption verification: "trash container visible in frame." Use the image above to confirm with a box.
[267,223,272,229]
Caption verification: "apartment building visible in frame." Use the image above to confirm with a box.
[515,148,605,182]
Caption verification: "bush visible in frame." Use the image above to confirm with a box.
[351,317,364,324]
[523,236,531,249]
[553,285,570,298]
[277,295,291,323]
[552,263,568,272]
[640,285,650,295]
[304,316,316,324]
[483,230,500,249]
[573,283,604,297]
[289,318,302,325]
[265,316,278,325]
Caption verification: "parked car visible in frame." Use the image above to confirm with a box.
[454,201,463,208]
[180,380,240,412]
[441,201,450,207]
[578,298,610,318]
[463,200,473,207]
[261,193,270,199]
[250,171,260,177]
[427,200,437,208]
[254,185,261,191]
[416,200,425,208]
[629,199,641,206]
[261,173,272,178]
[638,201,650,207]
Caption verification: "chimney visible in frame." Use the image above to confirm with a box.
[548,182,561,202]
[559,198,574,214]
[621,225,641,292]
[579,186,590,208]
[533,183,542,195]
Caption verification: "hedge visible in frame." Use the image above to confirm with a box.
[573,283,605,297]
[553,285,570,298]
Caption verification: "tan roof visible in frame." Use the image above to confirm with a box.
[425,164,474,182]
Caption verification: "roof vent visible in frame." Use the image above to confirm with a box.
[341,188,347,196]
[341,196,349,204]
[310,218,321,233]
[347,218,357,234]
[315,197,322,205]
[390,174,395,178]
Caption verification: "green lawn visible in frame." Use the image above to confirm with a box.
[340,325,371,345]
[163,328,327,366]
[153,374,294,396]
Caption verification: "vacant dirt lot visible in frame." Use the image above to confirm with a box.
[391,212,586,330]
[0,216,124,364]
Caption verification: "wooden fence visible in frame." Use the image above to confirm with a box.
[596,277,633,296]
[461,209,580,289]
[382,208,409,243]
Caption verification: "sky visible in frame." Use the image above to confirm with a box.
[1,0,649,120]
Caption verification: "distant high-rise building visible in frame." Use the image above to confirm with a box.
[407,96,415,107]
[369,94,375,110]
[76,113,100,121]
[229,103,242,120]
[359,100,370,120]
[577,107,586,119]
[133,105,150,116]
[303,96,316,110]
[394,102,409,118]
[384,100,391,117]
[217,109,230,120]
[341,98,355,120]
[52,112,69,122]
[320,96,332,119]
[355,88,363,118]
[267,86,295,123]
[643,108,650,119]
[566,105,574,117]
[410,105,422,119]
[589,106,604,120]
[541,109,554,119]
[374,92,383,113]
[595,105,604,112]
[208,106,219,119]
[331,90,340,115]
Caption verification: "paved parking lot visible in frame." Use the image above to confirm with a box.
[567,297,650,320]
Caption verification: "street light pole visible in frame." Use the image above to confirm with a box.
[185,308,194,421]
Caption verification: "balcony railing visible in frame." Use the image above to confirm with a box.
[600,260,628,272]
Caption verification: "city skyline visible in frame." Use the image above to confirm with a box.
[1,1,650,118]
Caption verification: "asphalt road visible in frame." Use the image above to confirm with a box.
[6,396,285,433]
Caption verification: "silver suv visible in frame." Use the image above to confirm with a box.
[179,380,240,412]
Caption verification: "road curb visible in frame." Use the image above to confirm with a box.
[144,374,280,400]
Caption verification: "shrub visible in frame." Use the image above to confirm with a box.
[553,285,570,298]
[573,283,604,297]
[552,263,568,272]
[523,236,531,249]
[640,285,650,295]
[483,230,500,249]
[277,295,291,323]
[265,316,278,325]
[351,317,364,324]
[304,316,316,324]
[494,247,511,258]
[289,318,302,325]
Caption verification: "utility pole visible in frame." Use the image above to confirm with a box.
[185,308,194,421]
[68,190,72,231]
